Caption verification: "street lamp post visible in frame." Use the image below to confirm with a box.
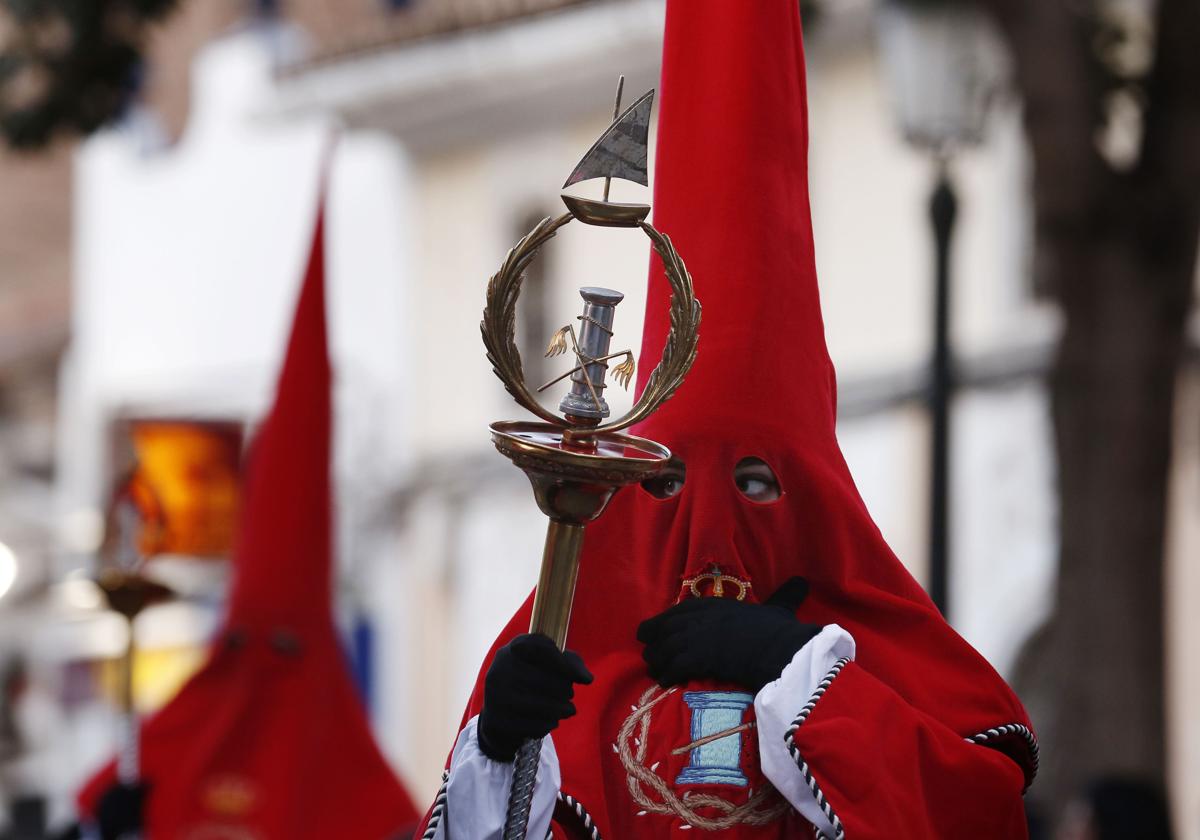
[876,0,1006,618]
[927,162,956,616]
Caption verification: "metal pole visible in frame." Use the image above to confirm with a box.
[116,615,139,786]
[928,159,957,617]
[503,520,587,839]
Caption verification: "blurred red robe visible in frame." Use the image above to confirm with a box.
[79,189,419,840]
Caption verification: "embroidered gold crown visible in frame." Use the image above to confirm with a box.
[682,565,752,601]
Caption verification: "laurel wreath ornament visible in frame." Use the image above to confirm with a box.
[481,213,701,436]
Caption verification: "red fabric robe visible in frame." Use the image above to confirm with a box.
[417,1,1037,837]
[78,187,419,840]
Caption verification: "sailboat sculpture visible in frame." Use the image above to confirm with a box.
[561,81,655,228]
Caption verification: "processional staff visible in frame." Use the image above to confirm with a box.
[94,474,173,838]
[480,77,701,838]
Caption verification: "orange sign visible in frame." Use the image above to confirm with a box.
[113,420,244,560]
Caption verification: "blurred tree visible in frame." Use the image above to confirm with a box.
[979,0,1199,816]
[0,0,178,149]
[851,0,1194,819]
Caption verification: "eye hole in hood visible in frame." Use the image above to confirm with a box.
[734,456,782,504]
[641,457,686,500]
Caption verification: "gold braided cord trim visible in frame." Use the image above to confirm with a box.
[616,685,790,831]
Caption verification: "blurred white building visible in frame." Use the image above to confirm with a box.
[6,0,1195,835]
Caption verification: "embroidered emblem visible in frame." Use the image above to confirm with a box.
[201,774,257,817]
[675,692,755,786]
[617,685,789,831]
[682,565,752,600]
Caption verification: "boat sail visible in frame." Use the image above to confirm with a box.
[561,84,655,227]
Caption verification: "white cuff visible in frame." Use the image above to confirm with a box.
[432,716,561,840]
[754,624,856,837]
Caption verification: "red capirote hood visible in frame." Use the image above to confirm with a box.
[78,182,418,840]
[421,1,1036,836]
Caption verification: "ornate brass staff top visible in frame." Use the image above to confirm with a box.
[481,77,701,839]
[95,487,173,794]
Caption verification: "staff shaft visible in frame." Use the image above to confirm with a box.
[504,520,587,838]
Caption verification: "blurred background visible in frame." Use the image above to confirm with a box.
[0,0,1194,837]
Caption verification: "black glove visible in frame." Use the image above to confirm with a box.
[637,577,822,692]
[478,633,593,763]
[96,781,148,840]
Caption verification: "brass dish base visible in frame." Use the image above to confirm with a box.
[489,419,670,644]
[95,569,175,620]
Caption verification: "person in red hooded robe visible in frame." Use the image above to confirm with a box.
[76,178,419,840]
[416,2,1038,838]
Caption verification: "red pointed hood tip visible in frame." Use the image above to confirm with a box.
[225,195,333,631]
[78,170,419,836]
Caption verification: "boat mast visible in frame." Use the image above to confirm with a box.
[603,75,625,203]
